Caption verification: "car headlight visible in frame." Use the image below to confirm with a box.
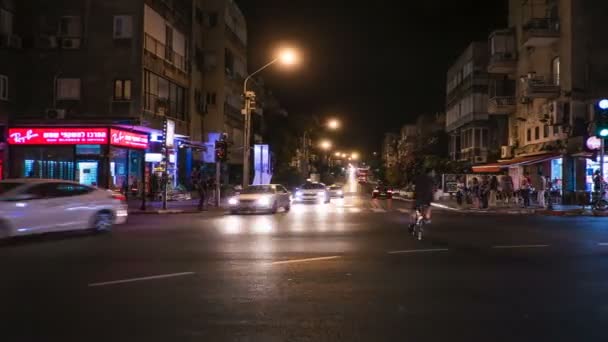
[295,191,303,197]
[257,196,272,206]
[228,197,239,205]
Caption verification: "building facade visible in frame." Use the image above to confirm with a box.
[0,0,19,179]
[198,0,247,182]
[7,0,193,196]
[446,42,509,165]
[474,0,608,202]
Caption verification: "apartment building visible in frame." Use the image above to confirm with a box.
[7,0,192,193]
[198,0,247,180]
[475,0,608,201]
[0,0,18,179]
[446,42,508,165]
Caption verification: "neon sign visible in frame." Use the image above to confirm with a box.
[110,129,149,149]
[8,128,108,145]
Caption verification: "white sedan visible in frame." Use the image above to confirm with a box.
[0,179,128,239]
[228,184,291,214]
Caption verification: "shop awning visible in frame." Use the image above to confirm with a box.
[472,153,562,173]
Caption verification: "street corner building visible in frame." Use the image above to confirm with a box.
[447,0,608,205]
[0,0,258,194]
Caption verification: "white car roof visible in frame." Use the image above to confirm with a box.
[0,178,83,185]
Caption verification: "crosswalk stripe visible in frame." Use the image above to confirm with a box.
[397,208,410,213]
[371,208,386,213]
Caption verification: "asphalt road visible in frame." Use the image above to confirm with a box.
[3,183,608,341]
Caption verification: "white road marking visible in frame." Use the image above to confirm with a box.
[491,244,549,249]
[88,272,195,287]
[271,256,341,265]
[598,242,608,246]
[371,208,386,213]
[387,248,449,254]
[397,208,410,213]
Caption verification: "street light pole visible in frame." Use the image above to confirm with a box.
[242,58,280,188]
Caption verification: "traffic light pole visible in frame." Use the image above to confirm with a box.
[216,161,221,207]
[601,138,605,194]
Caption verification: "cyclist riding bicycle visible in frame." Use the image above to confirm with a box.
[410,168,435,228]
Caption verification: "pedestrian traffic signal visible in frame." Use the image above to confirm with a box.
[595,99,608,137]
[215,140,228,162]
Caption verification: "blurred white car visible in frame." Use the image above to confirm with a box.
[0,179,128,239]
[294,182,330,203]
[328,184,344,198]
[228,184,291,214]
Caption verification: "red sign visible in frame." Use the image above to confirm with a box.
[110,129,149,149]
[8,128,108,145]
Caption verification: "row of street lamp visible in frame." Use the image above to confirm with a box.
[241,46,359,185]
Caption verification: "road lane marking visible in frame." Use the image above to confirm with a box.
[491,244,549,249]
[371,208,386,213]
[397,208,410,213]
[598,242,608,246]
[387,248,449,254]
[88,272,195,287]
[271,256,341,265]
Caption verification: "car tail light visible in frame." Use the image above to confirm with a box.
[111,193,127,203]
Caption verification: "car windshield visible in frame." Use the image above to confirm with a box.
[329,185,341,189]
[0,182,24,194]
[301,183,325,190]
[242,185,274,194]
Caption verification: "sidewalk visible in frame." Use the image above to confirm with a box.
[393,196,593,216]
[127,198,226,215]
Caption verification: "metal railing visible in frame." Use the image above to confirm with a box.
[144,33,186,72]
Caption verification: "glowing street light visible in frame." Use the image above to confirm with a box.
[319,140,332,150]
[242,47,300,187]
[351,152,359,160]
[327,118,341,130]
[334,151,341,157]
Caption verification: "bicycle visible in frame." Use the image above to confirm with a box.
[409,205,428,241]
[592,190,608,211]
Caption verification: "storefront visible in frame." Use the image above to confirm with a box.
[7,127,149,193]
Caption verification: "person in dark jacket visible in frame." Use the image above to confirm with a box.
[197,174,208,211]
[412,168,435,223]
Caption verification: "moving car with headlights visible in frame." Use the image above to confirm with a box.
[328,184,344,198]
[372,184,393,199]
[228,184,291,214]
[294,182,331,203]
[0,179,128,240]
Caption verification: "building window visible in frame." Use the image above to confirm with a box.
[57,78,81,100]
[113,15,133,39]
[0,8,14,36]
[527,128,532,142]
[553,125,560,135]
[195,7,203,24]
[552,56,560,86]
[143,70,185,120]
[225,48,234,76]
[544,125,549,138]
[0,74,7,101]
[535,126,540,140]
[204,12,218,28]
[113,80,132,100]
[206,92,216,105]
[481,128,488,148]
[58,16,81,37]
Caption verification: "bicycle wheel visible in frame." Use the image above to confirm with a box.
[417,221,424,241]
[594,199,608,211]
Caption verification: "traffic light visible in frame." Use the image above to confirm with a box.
[215,139,229,162]
[595,99,608,137]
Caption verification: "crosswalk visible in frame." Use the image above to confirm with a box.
[291,203,411,215]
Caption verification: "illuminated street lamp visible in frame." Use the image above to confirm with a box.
[334,151,341,157]
[327,118,341,130]
[351,152,360,160]
[320,140,332,150]
[242,47,299,187]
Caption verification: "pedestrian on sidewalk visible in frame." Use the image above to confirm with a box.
[480,176,490,209]
[521,172,532,208]
[501,174,514,206]
[197,174,208,211]
[470,177,480,209]
[537,171,547,208]
[489,175,498,207]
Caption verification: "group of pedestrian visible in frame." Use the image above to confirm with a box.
[190,167,217,211]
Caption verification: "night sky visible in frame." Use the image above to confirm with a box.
[236,0,508,155]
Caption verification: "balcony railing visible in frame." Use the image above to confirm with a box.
[522,18,560,47]
[144,33,187,72]
[522,75,560,99]
[488,96,516,115]
[488,52,517,74]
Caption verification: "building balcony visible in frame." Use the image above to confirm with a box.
[488,96,516,115]
[446,112,488,132]
[522,18,560,47]
[522,75,560,99]
[488,29,517,74]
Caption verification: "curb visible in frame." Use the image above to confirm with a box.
[129,208,226,215]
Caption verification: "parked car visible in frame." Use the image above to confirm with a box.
[228,184,291,214]
[372,184,394,199]
[328,184,344,198]
[293,182,331,203]
[0,179,128,240]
